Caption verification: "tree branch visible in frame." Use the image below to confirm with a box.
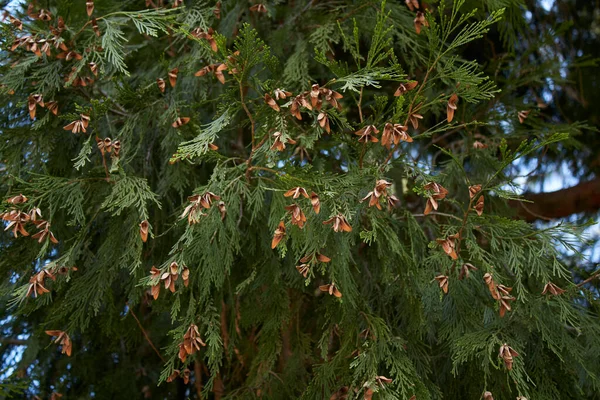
[510,177,600,222]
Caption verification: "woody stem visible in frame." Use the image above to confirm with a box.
[456,196,475,253]
[101,153,110,181]
[577,269,600,287]
[239,79,261,181]
[127,303,165,363]
[358,87,364,123]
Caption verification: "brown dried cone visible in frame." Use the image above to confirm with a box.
[409,111,423,129]
[320,87,343,109]
[86,1,94,16]
[405,0,419,11]
[249,3,267,12]
[318,112,331,133]
[296,264,310,278]
[3,210,30,237]
[323,214,352,232]
[31,221,58,244]
[213,1,221,19]
[290,94,310,120]
[499,343,519,370]
[285,204,307,229]
[375,376,393,386]
[172,117,190,128]
[182,368,190,384]
[179,324,206,362]
[387,194,400,211]
[63,114,90,134]
[161,262,179,293]
[310,84,322,109]
[296,253,331,278]
[271,221,286,249]
[458,263,478,280]
[300,252,331,264]
[264,93,280,111]
[414,11,429,34]
[88,62,98,76]
[468,184,482,199]
[271,131,296,151]
[435,275,449,294]
[56,50,83,61]
[28,94,44,120]
[9,16,23,30]
[6,194,28,204]
[96,137,113,155]
[29,207,42,221]
[91,18,101,36]
[394,80,418,96]
[483,273,500,300]
[374,179,392,197]
[181,266,190,287]
[274,88,292,100]
[423,182,449,215]
[310,192,320,214]
[518,110,530,124]
[157,78,166,93]
[284,187,309,199]
[217,201,227,220]
[436,233,459,260]
[447,94,458,123]
[542,281,566,296]
[381,123,412,149]
[474,195,485,216]
[213,64,227,84]
[168,68,178,87]
[46,101,59,115]
[499,294,516,317]
[149,266,161,299]
[473,141,488,149]
[360,179,398,210]
[38,9,52,21]
[111,140,121,157]
[166,369,180,382]
[45,330,72,356]
[27,269,55,297]
[319,282,342,298]
[139,220,149,242]
[355,125,379,143]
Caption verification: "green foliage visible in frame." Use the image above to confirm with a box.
[0,1,599,400]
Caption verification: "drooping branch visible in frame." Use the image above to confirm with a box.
[511,177,600,222]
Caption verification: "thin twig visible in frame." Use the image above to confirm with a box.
[577,270,600,288]
[127,303,165,363]
[357,87,364,123]
[194,362,203,399]
[100,153,110,182]
[411,212,463,222]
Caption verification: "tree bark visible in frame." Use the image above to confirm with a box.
[511,177,600,222]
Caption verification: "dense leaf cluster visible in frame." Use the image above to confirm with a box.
[0,1,598,399]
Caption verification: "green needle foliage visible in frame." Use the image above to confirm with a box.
[0,0,599,399]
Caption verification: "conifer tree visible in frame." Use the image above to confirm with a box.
[1,1,599,399]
